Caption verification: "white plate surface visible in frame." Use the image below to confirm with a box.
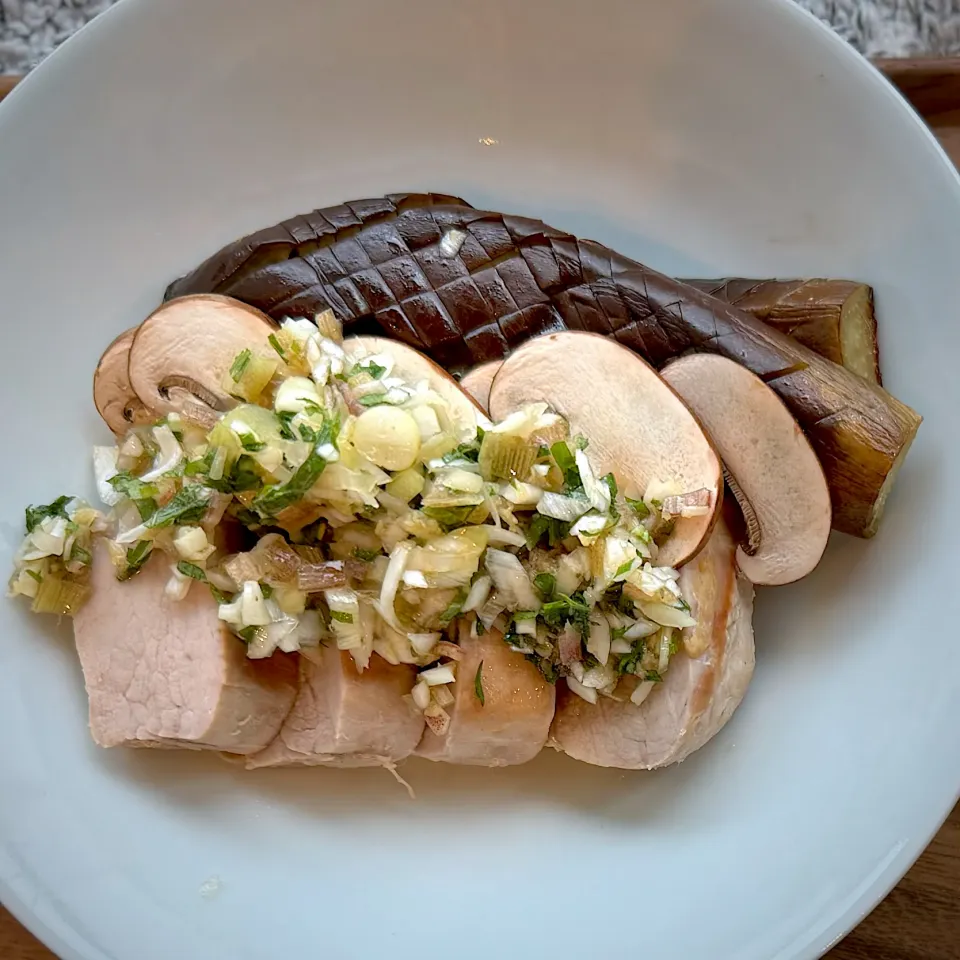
[0,1,958,958]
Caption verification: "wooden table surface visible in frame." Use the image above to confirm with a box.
[1,62,959,958]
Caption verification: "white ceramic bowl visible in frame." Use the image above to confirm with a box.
[1,1,957,958]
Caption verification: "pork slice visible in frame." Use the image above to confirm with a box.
[246,644,424,768]
[73,542,298,753]
[549,517,755,769]
[415,624,556,766]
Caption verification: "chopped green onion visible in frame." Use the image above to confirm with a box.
[627,497,650,520]
[474,661,485,707]
[439,591,467,626]
[229,348,252,382]
[268,333,286,359]
[614,560,634,578]
[176,561,207,581]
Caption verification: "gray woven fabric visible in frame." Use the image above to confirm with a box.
[3,1,960,74]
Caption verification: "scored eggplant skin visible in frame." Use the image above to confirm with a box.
[684,278,880,385]
[166,194,921,539]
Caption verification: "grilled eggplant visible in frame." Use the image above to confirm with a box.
[166,193,920,539]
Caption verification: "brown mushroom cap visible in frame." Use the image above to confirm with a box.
[661,354,831,585]
[488,331,722,568]
[343,336,484,431]
[93,328,156,435]
[128,294,276,417]
[459,360,502,412]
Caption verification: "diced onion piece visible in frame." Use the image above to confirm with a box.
[463,574,492,613]
[412,679,431,711]
[423,703,451,736]
[325,587,363,650]
[610,638,632,655]
[570,512,609,543]
[555,549,589,596]
[402,570,429,588]
[638,601,697,629]
[140,425,184,482]
[352,406,421,471]
[274,376,323,414]
[409,632,441,657]
[385,467,425,503]
[484,548,541,611]
[587,614,611,666]
[631,680,656,706]
[240,581,271,626]
[436,468,484,494]
[537,492,591,522]
[658,629,674,673]
[485,527,526,548]
[379,542,412,631]
[624,618,659,640]
[174,525,214,563]
[420,663,457,686]
[432,684,456,708]
[500,481,543,507]
[580,661,617,690]
[411,404,442,440]
[515,617,537,637]
[567,676,598,704]
[575,448,610,514]
[93,446,122,506]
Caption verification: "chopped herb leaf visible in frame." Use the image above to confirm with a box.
[627,497,650,520]
[277,410,298,441]
[475,618,486,635]
[268,333,286,359]
[108,473,159,501]
[209,584,231,604]
[297,422,318,442]
[614,559,634,578]
[356,393,389,407]
[330,610,354,623]
[230,506,262,528]
[238,433,266,453]
[357,360,387,379]
[533,572,556,599]
[514,610,538,621]
[259,582,274,599]
[602,472,618,500]
[26,569,43,584]
[439,590,467,626]
[252,447,327,516]
[645,670,663,683]
[205,455,262,495]
[238,625,259,643]
[134,497,158,522]
[540,592,591,629]
[668,634,680,656]
[70,543,92,565]
[229,348,252,382]
[532,657,560,684]
[474,661,485,706]
[526,513,571,549]
[176,561,207,581]
[119,540,153,581]
[610,626,628,641]
[145,484,211,529]
[24,495,73,533]
[550,440,581,490]
[574,435,589,450]
[184,451,215,477]
[443,437,482,464]
[353,548,380,562]
[422,505,474,531]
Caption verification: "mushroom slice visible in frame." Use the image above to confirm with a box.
[129,294,276,417]
[488,331,722,568]
[343,336,484,438]
[414,622,556,766]
[661,354,831,585]
[93,328,155,434]
[459,360,502,412]
[549,514,755,769]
